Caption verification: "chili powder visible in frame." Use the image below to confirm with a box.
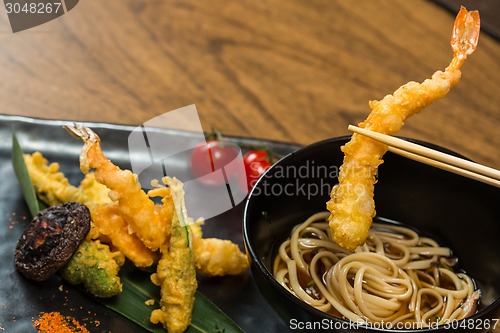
[34,312,90,333]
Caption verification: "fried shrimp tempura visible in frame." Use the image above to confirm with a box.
[65,124,171,252]
[190,224,249,276]
[91,204,158,267]
[327,7,480,251]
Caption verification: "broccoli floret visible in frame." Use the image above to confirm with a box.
[61,239,125,298]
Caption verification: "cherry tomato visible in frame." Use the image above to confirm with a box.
[190,140,239,186]
[243,150,271,191]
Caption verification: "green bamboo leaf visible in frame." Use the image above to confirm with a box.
[190,291,244,333]
[11,132,245,333]
[11,133,45,216]
[98,249,245,333]
[98,264,164,333]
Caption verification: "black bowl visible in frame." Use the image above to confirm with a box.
[243,137,500,332]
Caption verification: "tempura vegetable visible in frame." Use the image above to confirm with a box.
[61,239,125,298]
[327,6,480,251]
[150,177,197,333]
[24,152,110,206]
[15,202,91,281]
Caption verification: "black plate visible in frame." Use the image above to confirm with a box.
[0,114,300,333]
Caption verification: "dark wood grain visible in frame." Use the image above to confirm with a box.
[0,0,499,168]
[434,0,500,40]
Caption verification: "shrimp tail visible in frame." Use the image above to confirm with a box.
[449,6,480,70]
[64,124,100,174]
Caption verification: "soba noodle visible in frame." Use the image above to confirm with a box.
[273,212,480,327]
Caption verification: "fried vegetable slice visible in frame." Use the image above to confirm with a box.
[60,239,125,298]
[24,152,111,206]
[15,202,91,281]
[150,214,196,332]
[150,177,197,333]
[64,124,171,252]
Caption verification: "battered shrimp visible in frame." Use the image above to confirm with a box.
[190,225,249,276]
[327,6,480,251]
[64,124,172,251]
[91,204,159,267]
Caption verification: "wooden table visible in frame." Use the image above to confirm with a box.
[1,0,499,330]
[1,0,498,168]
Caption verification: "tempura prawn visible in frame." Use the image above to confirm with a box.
[190,224,249,276]
[91,204,159,267]
[64,124,172,252]
[327,6,480,251]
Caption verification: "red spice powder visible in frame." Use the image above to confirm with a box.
[34,312,90,333]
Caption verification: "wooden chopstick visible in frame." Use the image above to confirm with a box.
[348,125,500,188]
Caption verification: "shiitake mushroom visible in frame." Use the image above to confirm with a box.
[15,202,91,281]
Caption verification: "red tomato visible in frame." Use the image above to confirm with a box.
[190,140,239,186]
[243,150,271,191]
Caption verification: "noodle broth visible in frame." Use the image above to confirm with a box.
[272,213,480,328]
